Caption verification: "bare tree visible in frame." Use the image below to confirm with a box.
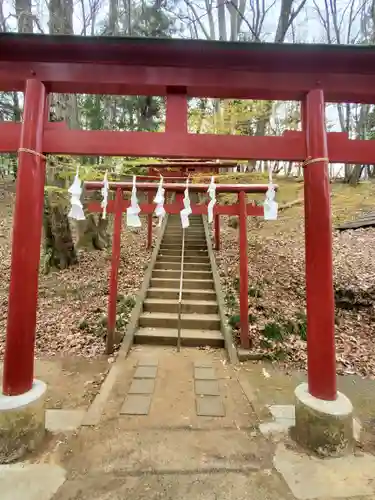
[314,0,373,184]
[15,0,33,32]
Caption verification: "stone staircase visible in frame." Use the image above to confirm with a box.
[134,214,224,347]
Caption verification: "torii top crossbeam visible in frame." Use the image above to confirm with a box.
[84,181,271,193]
[1,33,375,103]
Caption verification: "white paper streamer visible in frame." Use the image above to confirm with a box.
[207,176,216,223]
[101,170,109,219]
[126,175,141,227]
[180,177,192,229]
[263,167,278,220]
[68,165,86,221]
[153,175,165,227]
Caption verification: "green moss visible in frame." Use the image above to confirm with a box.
[263,321,285,342]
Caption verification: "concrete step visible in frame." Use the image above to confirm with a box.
[168,218,202,222]
[161,243,207,250]
[158,248,208,256]
[159,248,208,258]
[165,224,204,234]
[161,239,207,246]
[164,228,205,233]
[166,224,204,229]
[157,254,210,263]
[152,269,212,280]
[167,219,203,224]
[168,216,202,219]
[143,298,218,314]
[150,278,214,290]
[139,312,221,330]
[163,236,206,243]
[155,261,211,271]
[147,288,217,301]
[163,240,205,245]
[134,327,224,348]
[166,226,204,230]
[163,237,206,243]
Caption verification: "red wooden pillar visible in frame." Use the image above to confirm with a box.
[238,191,250,349]
[166,94,187,208]
[147,191,153,249]
[176,192,184,205]
[303,89,336,401]
[214,213,220,250]
[166,93,187,134]
[106,188,123,355]
[2,80,46,396]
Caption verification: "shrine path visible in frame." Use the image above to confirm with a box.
[2,345,375,500]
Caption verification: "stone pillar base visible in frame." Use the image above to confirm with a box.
[0,379,47,463]
[292,382,354,456]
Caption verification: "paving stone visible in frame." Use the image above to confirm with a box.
[194,367,216,380]
[0,463,66,500]
[196,396,225,417]
[259,404,295,435]
[128,378,155,395]
[120,395,152,415]
[46,409,86,432]
[138,358,159,367]
[193,361,213,368]
[274,442,375,499]
[259,420,293,436]
[134,366,157,379]
[195,380,220,396]
[268,404,295,420]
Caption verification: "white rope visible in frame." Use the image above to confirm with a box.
[154,175,166,227]
[180,177,192,228]
[207,176,216,224]
[68,165,86,221]
[126,175,141,227]
[101,170,109,219]
[263,168,278,221]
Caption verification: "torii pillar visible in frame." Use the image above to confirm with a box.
[0,79,48,463]
[293,89,354,455]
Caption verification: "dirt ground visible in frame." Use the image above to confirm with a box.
[0,181,154,360]
[211,174,375,377]
[0,356,109,408]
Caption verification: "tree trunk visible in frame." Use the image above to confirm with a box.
[76,214,110,251]
[348,165,364,185]
[368,165,375,178]
[42,0,87,271]
[43,191,77,273]
[13,0,76,275]
[75,190,110,250]
[15,0,33,33]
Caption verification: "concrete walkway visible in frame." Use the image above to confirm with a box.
[3,346,375,500]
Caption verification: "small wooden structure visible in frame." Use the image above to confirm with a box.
[337,212,375,231]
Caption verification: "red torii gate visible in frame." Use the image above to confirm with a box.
[139,163,235,251]
[1,33,375,412]
[84,180,269,354]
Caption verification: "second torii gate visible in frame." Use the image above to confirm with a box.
[84,179,271,354]
[141,162,236,251]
